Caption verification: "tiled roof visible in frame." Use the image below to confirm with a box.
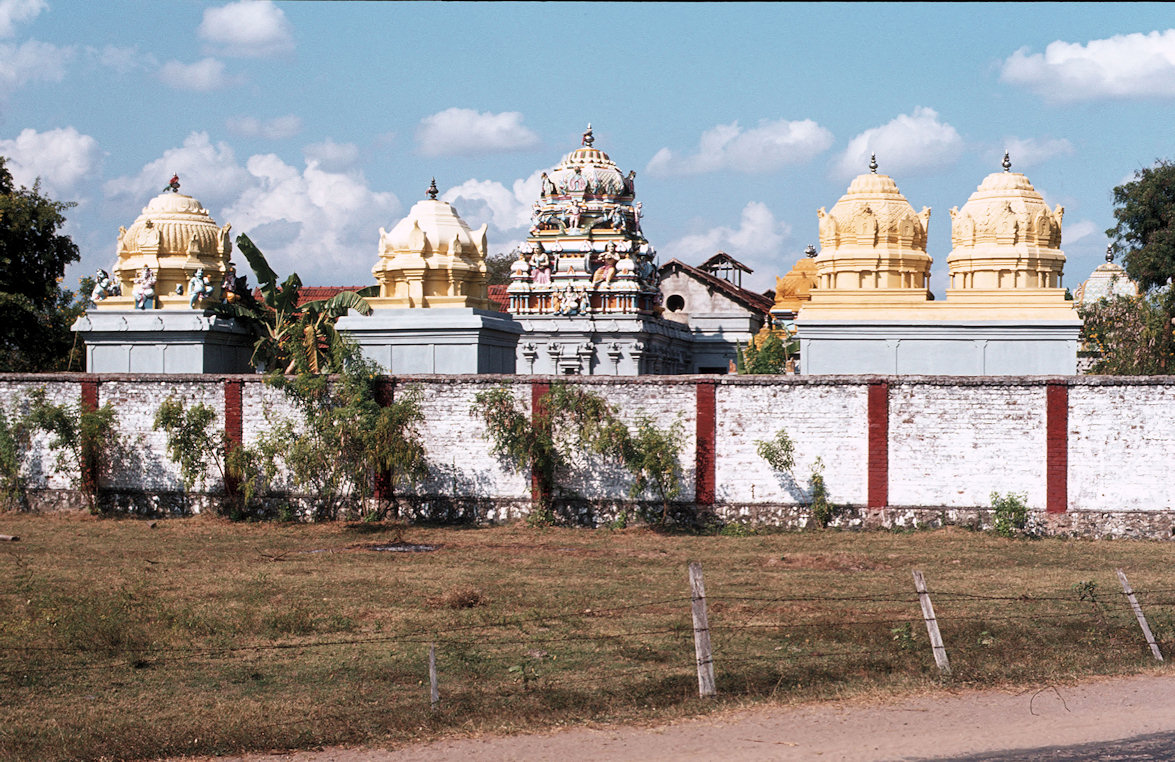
[658,259,775,315]
[487,284,509,312]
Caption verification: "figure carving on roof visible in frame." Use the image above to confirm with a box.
[623,170,636,196]
[91,269,119,302]
[188,268,215,308]
[565,201,582,230]
[608,204,627,232]
[133,265,157,310]
[541,172,556,197]
[817,207,837,248]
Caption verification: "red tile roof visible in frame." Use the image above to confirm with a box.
[488,284,509,312]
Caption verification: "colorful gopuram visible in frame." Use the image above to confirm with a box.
[508,125,690,375]
[797,155,1081,375]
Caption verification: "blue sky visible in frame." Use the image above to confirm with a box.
[3,1,1175,296]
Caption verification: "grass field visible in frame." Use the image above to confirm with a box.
[2,513,1174,761]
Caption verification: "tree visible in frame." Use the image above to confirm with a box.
[735,329,796,374]
[0,156,85,371]
[484,250,516,286]
[211,233,375,373]
[1107,160,1175,291]
[1078,292,1175,374]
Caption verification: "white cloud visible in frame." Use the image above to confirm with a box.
[440,170,544,234]
[1064,220,1098,245]
[159,58,232,91]
[104,132,400,285]
[0,39,70,93]
[647,119,834,176]
[90,44,155,74]
[302,138,359,172]
[227,114,303,140]
[224,156,399,282]
[997,137,1074,169]
[0,126,101,196]
[198,0,293,58]
[416,108,540,157]
[834,107,963,178]
[663,202,792,291]
[1001,30,1175,101]
[103,132,254,209]
[0,0,44,38]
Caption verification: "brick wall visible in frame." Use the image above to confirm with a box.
[1,373,1173,537]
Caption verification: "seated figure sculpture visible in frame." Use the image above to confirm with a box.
[188,268,215,308]
[132,265,157,310]
[91,269,120,302]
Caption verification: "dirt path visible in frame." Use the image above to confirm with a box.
[187,673,1175,761]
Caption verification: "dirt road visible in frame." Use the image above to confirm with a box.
[191,673,1175,761]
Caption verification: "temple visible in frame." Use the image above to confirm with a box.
[797,155,1082,375]
[71,177,253,373]
[505,125,691,374]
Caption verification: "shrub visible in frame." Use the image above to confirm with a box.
[23,387,119,513]
[991,491,1030,538]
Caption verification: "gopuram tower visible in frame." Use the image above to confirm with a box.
[508,125,690,375]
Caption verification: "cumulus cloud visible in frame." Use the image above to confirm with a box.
[1001,30,1175,102]
[104,132,400,284]
[647,119,834,176]
[0,0,44,37]
[88,44,156,74]
[198,0,293,58]
[663,202,792,291]
[416,108,540,157]
[997,136,1074,169]
[0,38,71,93]
[224,156,399,281]
[302,138,359,172]
[103,132,254,209]
[159,57,233,91]
[1064,220,1098,245]
[0,126,102,196]
[834,107,963,178]
[440,170,544,235]
[227,114,303,140]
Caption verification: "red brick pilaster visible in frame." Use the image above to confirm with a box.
[867,381,889,509]
[531,381,550,505]
[695,381,717,507]
[223,379,244,496]
[1046,382,1068,514]
[80,378,99,494]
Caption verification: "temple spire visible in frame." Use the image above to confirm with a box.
[426,177,438,200]
[582,123,594,147]
[1002,151,1012,172]
[869,154,878,174]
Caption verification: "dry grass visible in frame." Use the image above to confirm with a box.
[1,514,1174,761]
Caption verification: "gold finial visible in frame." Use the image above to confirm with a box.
[1002,152,1012,172]
[869,154,878,174]
[426,177,438,200]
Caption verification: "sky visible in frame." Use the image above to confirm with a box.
[2,1,1175,297]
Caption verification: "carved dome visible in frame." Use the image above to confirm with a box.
[370,181,491,310]
[812,161,932,293]
[946,159,1066,291]
[1075,252,1139,305]
[103,185,232,310]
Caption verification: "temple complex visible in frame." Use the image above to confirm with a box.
[71,177,253,373]
[507,126,690,374]
[336,179,521,374]
[797,155,1081,375]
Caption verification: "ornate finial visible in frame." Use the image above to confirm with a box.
[1106,244,1115,263]
[1002,152,1012,172]
[805,244,817,258]
[869,154,878,174]
[426,177,438,200]
[582,123,594,147]
[164,174,180,193]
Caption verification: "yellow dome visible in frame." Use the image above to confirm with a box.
[812,161,932,294]
[369,186,492,310]
[104,188,232,310]
[946,160,1066,291]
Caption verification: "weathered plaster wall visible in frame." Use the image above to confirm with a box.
[1,373,1173,537]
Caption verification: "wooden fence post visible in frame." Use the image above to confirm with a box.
[688,561,716,697]
[1117,569,1163,662]
[429,643,439,708]
[912,570,951,676]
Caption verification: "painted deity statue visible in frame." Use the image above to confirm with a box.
[532,245,552,285]
[91,269,120,302]
[188,268,215,308]
[132,265,157,310]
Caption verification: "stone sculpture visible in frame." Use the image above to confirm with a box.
[132,265,157,310]
[91,269,120,302]
[188,268,215,308]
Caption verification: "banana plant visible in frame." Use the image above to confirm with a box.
[211,233,376,373]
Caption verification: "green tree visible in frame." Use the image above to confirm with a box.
[212,233,375,373]
[0,156,86,371]
[1108,160,1175,290]
[736,329,795,374]
[484,250,516,286]
[1078,291,1175,374]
